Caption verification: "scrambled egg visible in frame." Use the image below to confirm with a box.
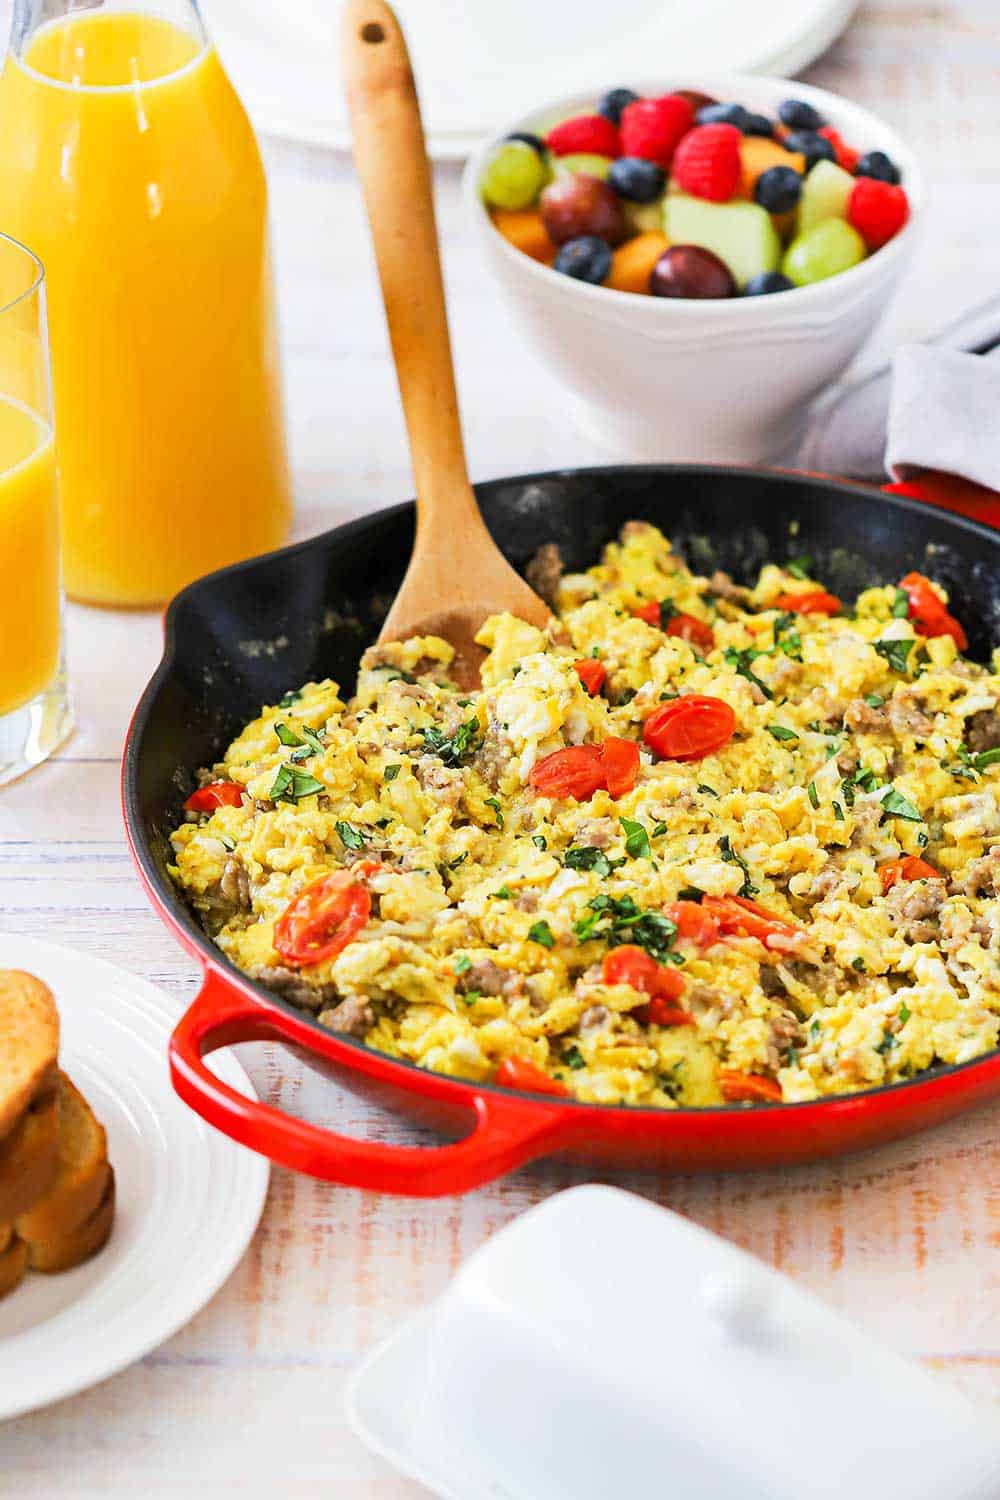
[169,522,1000,1108]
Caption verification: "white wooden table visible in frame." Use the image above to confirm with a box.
[3,2,1000,1493]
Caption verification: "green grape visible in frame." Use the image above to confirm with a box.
[623,196,665,236]
[553,152,612,181]
[782,218,867,286]
[479,141,548,210]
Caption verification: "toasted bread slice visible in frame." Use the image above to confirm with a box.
[0,970,60,1142]
[0,1234,26,1299]
[0,1088,59,1222]
[26,1165,115,1273]
[15,1072,109,1243]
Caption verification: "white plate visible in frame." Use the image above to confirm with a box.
[0,935,269,1421]
[203,0,859,158]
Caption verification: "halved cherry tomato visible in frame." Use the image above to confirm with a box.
[643,695,736,762]
[495,1057,569,1097]
[772,590,842,616]
[600,736,640,797]
[575,658,606,696]
[529,744,605,800]
[602,945,691,1026]
[666,613,715,652]
[184,780,245,813]
[719,1068,783,1104]
[663,899,722,948]
[879,855,939,893]
[634,602,714,652]
[702,895,806,953]
[899,572,968,651]
[273,869,371,968]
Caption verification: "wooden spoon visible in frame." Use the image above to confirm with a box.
[341,0,551,688]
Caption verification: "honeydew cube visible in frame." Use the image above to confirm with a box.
[623,195,665,235]
[798,159,856,235]
[782,218,867,286]
[664,195,781,290]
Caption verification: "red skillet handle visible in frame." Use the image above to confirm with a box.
[170,970,568,1197]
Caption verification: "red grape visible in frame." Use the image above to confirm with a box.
[539,173,628,247]
[649,245,735,299]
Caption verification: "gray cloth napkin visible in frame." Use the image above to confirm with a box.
[795,295,1000,484]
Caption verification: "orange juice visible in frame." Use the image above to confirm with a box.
[0,11,291,605]
[0,396,59,714]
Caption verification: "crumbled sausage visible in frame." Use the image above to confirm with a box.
[953,848,1000,899]
[217,854,251,912]
[707,570,753,605]
[318,996,375,1038]
[473,723,510,790]
[575,817,617,849]
[526,543,564,608]
[456,959,523,997]
[845,698,892,735]
[889,694,934,737]
[884,877,948,942]
[967,708,1000,754]
[247,965,331,1010]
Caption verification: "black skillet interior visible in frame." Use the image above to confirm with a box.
[126,465,1000,938]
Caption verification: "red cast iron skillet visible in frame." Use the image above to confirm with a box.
[123,464,1000,1197]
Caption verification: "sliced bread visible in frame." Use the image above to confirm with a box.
[0,970,60,1142]
[0,1088,59,1222]
[26,1165,115,1274]
[0,1234,27,1300]
[16,1072,109,1243]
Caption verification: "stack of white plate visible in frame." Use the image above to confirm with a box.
[203,0,859,157]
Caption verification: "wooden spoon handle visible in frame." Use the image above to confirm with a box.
[341,1,477,521]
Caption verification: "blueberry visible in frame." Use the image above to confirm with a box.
[607,156,665,203]
[597,87,639,125]
[696,102,750,130]
[778,98,825,132]
[744,271,795,296]
[504,130,548,158]
[855,149,900,184]
[553,235,612,284]
[741,111,774,137]
[754,165,802,213]
[783,129,835,168]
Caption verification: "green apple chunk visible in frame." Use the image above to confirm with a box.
[798,159,856,235]
[664,196,781,290]
[783,218,867,286]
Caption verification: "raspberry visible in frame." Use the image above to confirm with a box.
[818,125,859,173]
[847,177,909,249]
[619,94,694,169]
[546,113,621,159]
[671,123,741,202]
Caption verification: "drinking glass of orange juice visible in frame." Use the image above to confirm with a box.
[0,0,291,607]
[0,232,72,784]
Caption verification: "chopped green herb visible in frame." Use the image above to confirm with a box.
[484,796,505,830]
[974,747,1000,771]
[652,821,667,838]
[917,830,929,848]
[697,783,719,798]
[807,781,820,809]
[880,787,922,822]
[786,1047,800,1068]
[336,820,366,850]
[852,956,867,972]
[491,885,512,901]
[618,687,637,705]
[875,1028,898,1056]
[786,555,813,580]
[677,887,704,903]
[454,954,471,975]
[383,763,401,782]
[766,724,799,743]
[563,845,613,877]
[809,1018,822,1040]
[657,599,678,628]
[219,834,236,852]
[833,801,845,822]
[718,834,757,897]
[723,645,773,700]
[657,1062,684,1100]
[891,586,911,618]
[562,1044,585,1070]
[874,638,914,675]
[620,817,652,861]
[461,989,481,1006]
[528,920,555,949]
[865,693,885,709]
[574,894,677,961]
[532,834,548,851]
[419,716,481,766]
[773,612,803,661]
[278,689,302,708]
[898,1002,911,1026]
[269,764,325,803]
[590,646,601,659]
[447,852,468,871]
[274,720,304,748]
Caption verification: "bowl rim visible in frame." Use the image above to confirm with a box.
[463,71,922,315]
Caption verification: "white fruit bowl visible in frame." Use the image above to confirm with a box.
[464,74,921,464]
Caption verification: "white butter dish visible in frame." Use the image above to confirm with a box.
[347,1186,1000,1500]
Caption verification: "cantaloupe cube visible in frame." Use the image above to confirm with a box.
[607,232,670,294]
[491,209,555,264]
[737,137,806,200]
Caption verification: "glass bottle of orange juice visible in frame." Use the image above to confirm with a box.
[0,0,291,606]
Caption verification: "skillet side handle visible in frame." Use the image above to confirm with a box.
[169,971,567,1197]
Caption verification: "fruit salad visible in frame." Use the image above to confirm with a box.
[479,88,910,298]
